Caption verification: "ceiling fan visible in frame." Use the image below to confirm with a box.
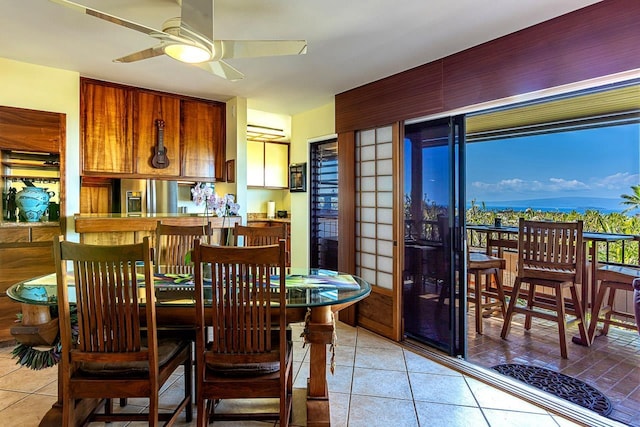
[50,0,307,81]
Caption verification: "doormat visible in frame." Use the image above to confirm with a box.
[492,363,612,416]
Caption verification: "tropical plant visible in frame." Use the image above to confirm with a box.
[620,185,640,214]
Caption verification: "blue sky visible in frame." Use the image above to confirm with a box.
[466,124,640,205]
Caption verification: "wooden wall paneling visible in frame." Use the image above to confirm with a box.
[134,90,181,177]
[335,0,640,134]
[337,131,357,325]
[335,61,444,133]
[0,105,62,153]
[442,0,640,111]
[0,244,55,293]
[0,297,22,343]
[391,122,403,341]
[356,287,395,338]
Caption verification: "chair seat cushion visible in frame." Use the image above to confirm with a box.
[77,337,190,377]
[205,341,292,377]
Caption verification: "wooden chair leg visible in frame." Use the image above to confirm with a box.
[494,270,507,318]
[524,282,536,331]
[587,284,608,341]
[475,272,482,334]
[556,286,568,359]
[602,286,616,336]
[570,283,589,346]
[501,278,523,339]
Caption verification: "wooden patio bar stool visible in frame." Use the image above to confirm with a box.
[587,264,640,341]
[468,251,507,335]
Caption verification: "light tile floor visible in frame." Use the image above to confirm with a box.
[0,322,610,426]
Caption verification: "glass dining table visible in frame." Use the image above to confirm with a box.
[8,268,371,427]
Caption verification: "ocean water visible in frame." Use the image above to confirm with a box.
[467,197,627,215]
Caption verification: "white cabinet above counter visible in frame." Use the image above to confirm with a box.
[247,141,289,189]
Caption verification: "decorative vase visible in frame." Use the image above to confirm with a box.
[15,187,53,222]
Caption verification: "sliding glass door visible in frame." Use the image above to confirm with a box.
[402,116,466,356]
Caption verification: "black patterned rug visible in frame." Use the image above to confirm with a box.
[492,364,613,416]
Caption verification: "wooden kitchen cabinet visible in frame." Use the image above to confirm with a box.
[81,79,133,174]
[134,90,181,177]
[181,99,225,181]
[80,79,225,180]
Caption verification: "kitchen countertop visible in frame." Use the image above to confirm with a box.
[74,214,241,233]
[247,218,291,223]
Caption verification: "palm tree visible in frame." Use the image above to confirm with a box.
[620,185,640,213]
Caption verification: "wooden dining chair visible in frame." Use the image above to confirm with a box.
[155,220,212,274]
[500,218,590,358]
[192,239,293,426]
[53,235,192,426]
[233,222,289,267]
[233,222,287,246]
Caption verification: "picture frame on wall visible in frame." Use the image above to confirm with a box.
[289,162,306,192]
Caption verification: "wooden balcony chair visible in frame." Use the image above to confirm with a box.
[155,221,212,274]
[587,264,640,341]
[500,218,590,358]
[192,239,293,426]
[52,235,192,426]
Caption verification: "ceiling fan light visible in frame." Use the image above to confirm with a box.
[164,43,211,64]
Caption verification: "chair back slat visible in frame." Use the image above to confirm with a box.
[194,240,286,356]
[233,223,287,247]
[55,236,154,360]
[518,218,583,282]
[155,221,212,274]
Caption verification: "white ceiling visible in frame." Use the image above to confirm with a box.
[1,0,601,115]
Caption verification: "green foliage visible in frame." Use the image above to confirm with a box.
[466,205,640,265]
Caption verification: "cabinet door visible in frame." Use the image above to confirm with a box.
[180,100,225,181]
[80,182,112,214]
[0,106,63,153]
[134,91,181,177]
[81,79,133,174]
[247,140,265,186]
[264,142,289,188]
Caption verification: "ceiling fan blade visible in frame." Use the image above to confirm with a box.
[51,0,160,36]
[217,40,307,59]
[113,45,166,63]
[180,0,213,41]
[194,60,244,81]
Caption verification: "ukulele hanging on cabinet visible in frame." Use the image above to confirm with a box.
[151,119,169,169]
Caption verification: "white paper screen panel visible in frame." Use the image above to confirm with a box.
[355,124,395,291]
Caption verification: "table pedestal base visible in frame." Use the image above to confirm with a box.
[305,305,336,426]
